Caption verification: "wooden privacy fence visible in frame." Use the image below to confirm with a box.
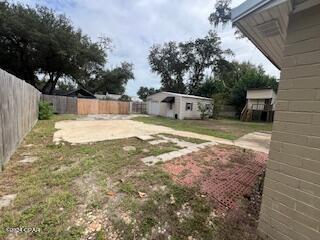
[41,94,77,114]
[42,95,131,115]
[77,99,130,115]
[0,69,41,169]
[131,102,147,114]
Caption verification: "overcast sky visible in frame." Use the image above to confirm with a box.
[18,0,280,96]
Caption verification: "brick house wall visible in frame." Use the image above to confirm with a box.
[257,4,320,240]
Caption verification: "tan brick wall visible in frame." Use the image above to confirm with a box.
[258,4,320,240]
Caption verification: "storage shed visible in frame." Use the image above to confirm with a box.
[146,92,212,120]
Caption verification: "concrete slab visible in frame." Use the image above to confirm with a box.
[53,120,232,145]
[234,132,271,154]
[137,135,155,141]
[54,119,270,153]
[123,146,136,152]
[148,139,169,145]
[0,194,17,208]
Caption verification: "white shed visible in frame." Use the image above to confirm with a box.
[246,88,277,111]
[146,92,212,120]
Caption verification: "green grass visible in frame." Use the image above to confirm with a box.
[0,114,218,240]
[133,116,273,140]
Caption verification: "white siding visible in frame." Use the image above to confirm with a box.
[180,97,212,120]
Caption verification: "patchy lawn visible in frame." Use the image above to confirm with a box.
[0,115,265,240]
[133,116,273,140]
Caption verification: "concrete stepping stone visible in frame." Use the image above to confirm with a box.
[137,135,154,141]
[123,146,136,151]
[0,194,17,208]
[141,141,218,166]
[148,139,169,145]
[19,156,38,163]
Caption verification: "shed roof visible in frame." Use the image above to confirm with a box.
[147,91,211,101]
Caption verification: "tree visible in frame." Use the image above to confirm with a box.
[209,0,243,38]
[0,2,108,93]
[212,93,226,119]
[56,79,76,92]
[195,77,226,98]
[185,31,232,94]
[149,42,188,93]
[148,31,231,94]
[196,60,278,113]
[209,0,231,27]
[137,87,160,101]
[83,62,134,95]
[229,62,278,112]
[119,94,131,102]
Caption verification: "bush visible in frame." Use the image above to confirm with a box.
[198,101,214,120]
[38,101,54,120]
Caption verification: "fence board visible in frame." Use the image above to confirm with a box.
[99,100,130,114]
[131,102,147,114]
[41,94,77,114]
[77,99,99,115]
[42,95,130,115]
[0,69,40,169]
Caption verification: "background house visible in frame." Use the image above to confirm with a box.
[232,0,320,240]
[146,92,212,120]
[242,88,277,121]
[247,88,277,111]
[53,88,96,99]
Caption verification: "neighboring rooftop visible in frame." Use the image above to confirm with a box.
[147,91,212,100]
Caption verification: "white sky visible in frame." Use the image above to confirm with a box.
[17,0,280,96]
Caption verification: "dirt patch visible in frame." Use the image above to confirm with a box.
[163,145,268,213]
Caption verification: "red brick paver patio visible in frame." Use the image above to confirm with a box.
[163,145,268,213]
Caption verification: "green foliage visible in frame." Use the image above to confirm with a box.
[148,31,231,94]
[209,0,232,27]
[83,62,134,95]
[38,101,54,120]
[197,102,213,120]
[196,61,278,113]
[149,41,188,93]
[0,2,108,94]
[137,87,160,101]
[119,94,131,102]
[195,77,226,98]
[229,63,278,112]
[212,93,226,119]
[209,0,244,38]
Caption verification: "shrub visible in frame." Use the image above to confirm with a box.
[38,101,54,120]
[198,101,214,120]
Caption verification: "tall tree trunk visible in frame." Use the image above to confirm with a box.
[48,74,61,94]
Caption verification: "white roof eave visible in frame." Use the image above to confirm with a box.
[231,0,273,22]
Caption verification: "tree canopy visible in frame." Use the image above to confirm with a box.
[0,2,131,95]
[209,0,232,27]
[196,61,278,112]
[83,62,134,95]
[148,31,231,94]
[137,87,160,101]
